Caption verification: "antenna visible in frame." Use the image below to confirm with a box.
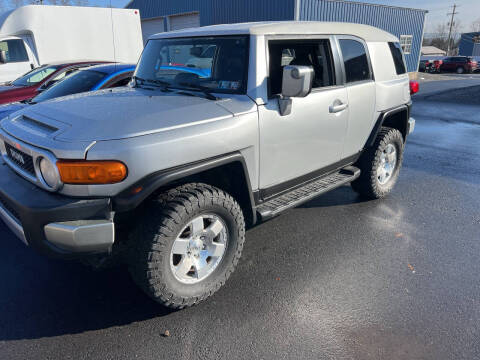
[446,4,459,56]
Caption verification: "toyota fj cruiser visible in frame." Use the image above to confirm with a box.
[0,22,415,308]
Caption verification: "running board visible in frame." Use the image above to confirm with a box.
[256,166,360,221]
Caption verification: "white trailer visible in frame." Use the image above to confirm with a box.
[0,5,143,83]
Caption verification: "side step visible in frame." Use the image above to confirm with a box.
[256,166,360,221]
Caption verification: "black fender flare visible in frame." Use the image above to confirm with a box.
[365,102,411,148]
[113,151,257,224]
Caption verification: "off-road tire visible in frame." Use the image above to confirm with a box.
[128,183,245,309]
[351,127,404,199]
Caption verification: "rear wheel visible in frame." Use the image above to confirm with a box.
[351,127,404,199]
[456,66,465,74]
[128,183,245,309]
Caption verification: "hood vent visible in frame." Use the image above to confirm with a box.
[13,115,59,137]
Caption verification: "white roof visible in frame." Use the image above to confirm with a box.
[421,46,446,56]
[151,21,398,42]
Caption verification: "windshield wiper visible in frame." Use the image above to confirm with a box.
[19,98,36,105]
[176,82,219,101]
[133,76,172,91]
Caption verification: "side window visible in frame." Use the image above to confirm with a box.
[339,39,371,83]
[388,42,407,75]
[51,68,73,82]
[28,67,57,83]
[0,39,28,63]
[268,39,335,97]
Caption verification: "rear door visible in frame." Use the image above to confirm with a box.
[336,36,376,158]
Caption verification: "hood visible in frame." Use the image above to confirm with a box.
[0,84,35,104]
[11,87,256,142]
[0,84,24,92]
[0,102,28,119]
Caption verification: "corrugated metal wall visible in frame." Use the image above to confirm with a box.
[459,32,480,56]
[299,0,426,72]
[127,0,294,25]
[127,0,426,72]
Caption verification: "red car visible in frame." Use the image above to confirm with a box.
[439,56,478,74]
[0,61,107,105]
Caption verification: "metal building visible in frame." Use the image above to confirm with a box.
[126,0,427,72]
[459,32,480,57]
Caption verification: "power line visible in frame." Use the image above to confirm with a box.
[446,3,459,55]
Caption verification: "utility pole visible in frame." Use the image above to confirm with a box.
[446,4,459,55]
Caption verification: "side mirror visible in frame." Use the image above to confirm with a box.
[278,65,314,116]
[0,50,7,64]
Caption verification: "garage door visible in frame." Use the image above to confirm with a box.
[169,13,200,31]
[141,18,165,44]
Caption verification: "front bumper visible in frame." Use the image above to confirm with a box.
[0,162,114,259]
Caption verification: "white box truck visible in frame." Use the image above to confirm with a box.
[0,5,143,83]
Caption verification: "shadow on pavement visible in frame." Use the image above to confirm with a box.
[0,232,175,341]
[298,185,368,209]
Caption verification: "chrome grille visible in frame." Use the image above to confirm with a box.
[4,142,35,176]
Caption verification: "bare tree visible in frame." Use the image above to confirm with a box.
[424,21,462,55]
[471,18,480,32]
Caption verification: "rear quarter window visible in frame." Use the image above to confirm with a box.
[339,39,371,83]
[388,42,407,75]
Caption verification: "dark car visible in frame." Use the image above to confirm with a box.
[419,59,431,72]
[439,56,478,74]
[0,61,108,105]
[0,63,135,119]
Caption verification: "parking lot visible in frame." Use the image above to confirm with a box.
[1,79,480,359]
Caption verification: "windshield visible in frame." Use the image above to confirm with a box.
[135,36,249,94]
[12,65,59,87]
[31,69,106,103]
[0,39,29,63]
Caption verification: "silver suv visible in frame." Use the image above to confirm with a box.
[0,22,415,308]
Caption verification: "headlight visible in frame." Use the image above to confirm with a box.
[39,157,58,188]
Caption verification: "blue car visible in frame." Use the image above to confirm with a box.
[0,63,135,119]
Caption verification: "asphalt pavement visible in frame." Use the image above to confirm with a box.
[1,80,480,360]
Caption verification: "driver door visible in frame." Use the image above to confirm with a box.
[258,37,349,194]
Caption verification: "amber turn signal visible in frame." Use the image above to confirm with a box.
[57,160,127,184]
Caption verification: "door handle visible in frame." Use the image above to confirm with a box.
[30,63,34,70]
[329,100,348,113]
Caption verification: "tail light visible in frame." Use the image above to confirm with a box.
[409,80,419,95]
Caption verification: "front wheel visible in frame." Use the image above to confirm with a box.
[351,127,404,199]
[128,183,245,309]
